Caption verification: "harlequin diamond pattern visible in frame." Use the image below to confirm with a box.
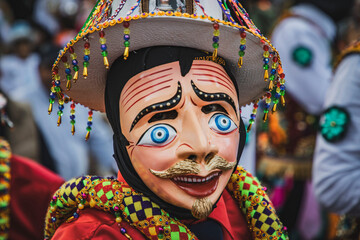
[124,195,162,223]
[62,177,86,204]
[94,181,114,204]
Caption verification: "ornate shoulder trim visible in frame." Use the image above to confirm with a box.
[0,139,11,240]
[44,167,288,240]
[334,41,360,70]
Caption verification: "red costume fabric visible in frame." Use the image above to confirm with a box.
[52,173,251,240]
[9,154,64,240]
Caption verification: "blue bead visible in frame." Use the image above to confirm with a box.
[65,68,71,74]
[250,114,256,119]
[59,105,64,110]
[87,121,93,126]
[263,58,269,63]
[124,34,130,41]
[271,69,277,75]
[72,59,78,65]
[84,55,90,61]
[51,217,56,222]
[212,36,219,43]
[50,92,56,99]
[280,85,286,90]
[100,44,107,51]
[70,115,75,120]
[265,103,270,108]
[73,213,79,218]
[55,80,61,86]
[240,45,246,51]
[120,228,127,234]
[275,93,280,98]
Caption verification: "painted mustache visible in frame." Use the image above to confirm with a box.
[149,155,236,179]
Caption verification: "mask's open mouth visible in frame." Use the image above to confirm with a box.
[171,171,221,198]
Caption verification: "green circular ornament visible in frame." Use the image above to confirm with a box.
[292,46,312,67]
[320,106,350,142]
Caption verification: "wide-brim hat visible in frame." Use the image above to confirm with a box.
[50,0,286,136]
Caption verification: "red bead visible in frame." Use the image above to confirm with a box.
[88,110,93,116]
[123,21,130,28]
[99,31,105,38]
[53,67,59,74]
[84,42,90,49]
[263,45,269,51]
[69,46,74,53]
[213,23,219,30]
[254,103,259,108]
[240,32,246,38]
[273,57,278,63]
[277,82,281,87]
[76,209,80,214]
[280,73,285,79]
[260,39,265,44]
[266,92,271,98]
[61,56,68,62]
[71,103,75,108]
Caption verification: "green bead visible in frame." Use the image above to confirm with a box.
[49,99,55,104]
[158,233,164,239]
[83,61,89,67]
[238,50,245,57]
[73,65,79,71]
[212,42,219,48]
[273,99,279,104]
[86,126,92,131]
[269,75,275,81]
[101,50,108,57]
[264,109,269,113]
[280,90,285,96]
[263,64,269,70]
[124,41,130,47]
[66,74,72,80]
[71,120,75,125]
[249,119,255,124]
[55,86,61,92]
[57,110,63,116]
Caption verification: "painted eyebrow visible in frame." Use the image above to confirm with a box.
[201,104,228,115]
[130,82,182,131]
[191,80,237,115]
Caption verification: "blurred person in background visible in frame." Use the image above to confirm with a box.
[313,40,360,239]
[256,0,355,239]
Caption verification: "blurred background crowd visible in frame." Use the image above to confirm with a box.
[0,0,359,239]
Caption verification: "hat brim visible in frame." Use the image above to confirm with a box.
[54,13,280,112]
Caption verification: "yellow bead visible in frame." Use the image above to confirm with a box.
[99,38,107,44]
[54,75,60,81]
[263,51,269,57]
[64,63,70,68]
[88,117,93,121]
[240,38,246,45]
[58,99,64,105]
[78,203,84,210]
[276,88,280,93]
[213,30,220,36]
[124,28,130,34]
[280,79,285,84]
[50,206,57,212]
[51,86,56,93]
[272,63,278,68]
[70,109,75,114]
[252,109,257,114]
[266,98,271,104]
[70,53,77,60]
[84,49,90,55]
[116,217,122,223]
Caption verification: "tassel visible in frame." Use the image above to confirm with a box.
[66,80,71,90]
[104,56,109,69]
[85,131,90,141]
[83,67,88,79]
[71,125,75,135]
[124,47,129,60]
[57,116,62,126]
[281,95,285,106]
[272,103,277,113]
[269,81,274,90]
[263,112,268,122]
[212,48,218,61]
[247,123,253,133]
[73,71,79,82]
[264,70,269,81]
[238,57,243,68]
[48,103,53,115]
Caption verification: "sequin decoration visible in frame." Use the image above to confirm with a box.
[247,101,258,132]
[99,30,109,69]
[238,29,246,68]
[212,22,219,61]
[85,110,93,141]
[123,21,130,60]
[83,40,90,79]
[69,46,79,83]
[320,106,350,142]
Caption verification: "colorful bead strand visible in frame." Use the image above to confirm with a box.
[69,46,79,83]
[212,22,219,61]
[83,41,90,79]
[99,30,109,69]
[247,101,259,132]
[268,55,279,90]
[263,92,271,122]
[279,72,286,106]
[123,21,130,60]
[85,110,93,141]
[238,29,246,68]
[70,101,76,135]
[49,67,60,115]
[61,55,72,91]
[263,45,270,81]
[57,96,65,127]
